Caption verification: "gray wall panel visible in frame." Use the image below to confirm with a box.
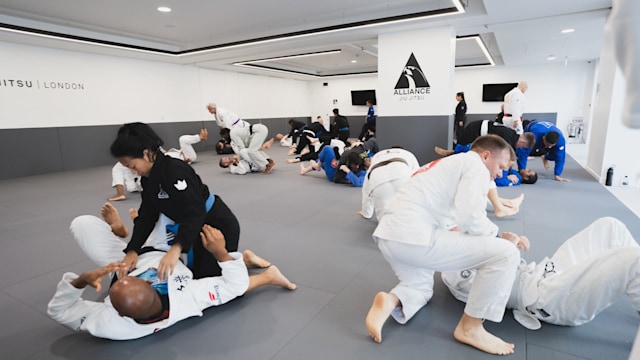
[376,115,452,166]
[0,118,308,180]
[1,127,64,180]
[58,125,119,171]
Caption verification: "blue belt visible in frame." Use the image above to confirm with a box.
[232,119,242,126]
[167,192,216,268]
[339,127,349,131]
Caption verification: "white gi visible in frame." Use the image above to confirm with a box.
[212,107,249,130]
[111,162,142,193]
[47,215,250,340]
[503,87,526,134]
[373,152,520,324]
[608,0,640,128]
[163,133,202,163]
[229,158,263,175]
[360,148,420,222]
[442,217,640,330]
[230,124,269,172]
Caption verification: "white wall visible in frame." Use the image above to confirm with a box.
[453,61,596,135]
[0,41,310,129]
[308,75,378,120]
[597,66,640,186]
[307,61,597,135]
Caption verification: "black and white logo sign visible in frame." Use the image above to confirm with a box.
[394,53,430,101]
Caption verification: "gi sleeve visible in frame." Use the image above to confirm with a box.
[346,170,366,187]
[126,193,160,254]
[190,252,250,310]
[494,168,522,187]
[360,175,374,219]
[453,157,499,237]
[553,147,566,176]
[47,273,106,332]
[516,147,530,171]
[494,170,512,187]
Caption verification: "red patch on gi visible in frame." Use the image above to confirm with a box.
[209,291,216,301]
[412,158,442,177]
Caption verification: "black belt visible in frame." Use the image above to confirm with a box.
[249,125,254,135]
[367,158,409,179]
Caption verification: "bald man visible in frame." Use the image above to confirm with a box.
[48,204,295,340]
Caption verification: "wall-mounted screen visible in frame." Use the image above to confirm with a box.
[482,83,517,102]
[351,90,377,105]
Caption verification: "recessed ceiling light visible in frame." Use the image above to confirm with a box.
[351,60,357,63]
[561,28,575,34]
[547,55,556,60]
[157,6,172,13]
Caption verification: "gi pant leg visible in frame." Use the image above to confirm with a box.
[243,124,268,171]
[70,214,171,267]
[378,229,519,324]
[178,134,201,163]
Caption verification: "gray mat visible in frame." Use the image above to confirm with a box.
[0,141,638,360]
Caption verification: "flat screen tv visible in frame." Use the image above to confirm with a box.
[351,90,377,106]
[482,83,517,102]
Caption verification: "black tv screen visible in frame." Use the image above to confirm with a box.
[351,90,377,106]
[482,83,517,102]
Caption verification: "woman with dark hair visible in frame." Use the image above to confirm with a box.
[454,92,467,144]
[110,122,240,280]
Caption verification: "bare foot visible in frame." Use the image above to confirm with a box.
[199,128,208,141]
[453,315,515,355]
[310,159,319,171]
[243,249,271,268]
[365,292,399,344]
[101,203,128,238]
[287,146,297,156]
[494,205,519,218]
[263,159,275,174]
[261,137,274,150]
[108,194,126,201]
[300,147,310,156]
[307,136,319,144]
[129,208,138,221]
[286,158,300,164]
[434,146,454,157]
[501,193,525,209]
[263,265,297,290]
[300,163,313,175]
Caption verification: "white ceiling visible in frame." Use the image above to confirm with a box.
[0,0,612,80]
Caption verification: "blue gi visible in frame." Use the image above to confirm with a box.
[523,121,566,177]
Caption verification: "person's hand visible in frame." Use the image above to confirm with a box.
[339,164,350,173]
[501,232,530,251]
[449,226,461,232]
[73,262,127,291]
[554,175,571,182]
[458,121,464,127]
[119,251,139,278]
[157,244,182,280]
[507,174,519,183]
[357,210,365,217]
[200,225,232,262]
[541,156,550,170]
